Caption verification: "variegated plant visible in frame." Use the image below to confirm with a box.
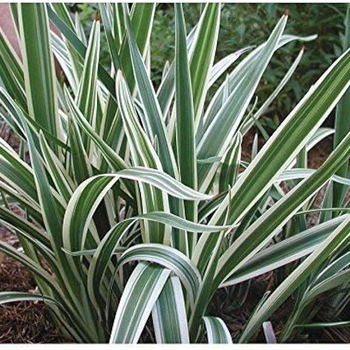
[1,3,350,343]
[241,4,350,342]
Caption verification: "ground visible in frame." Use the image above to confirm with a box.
[0,124,347,343]
[0,248,67,343]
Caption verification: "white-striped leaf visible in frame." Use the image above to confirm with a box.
[214,128,350,289]
[123,5,178,179]
[223,216,346,286]
[152,276,190,343]
[18,4,60,142]
[109,262,170,343]
[118,243,201,307]
[203,316,233,343]
[239,211,350,342]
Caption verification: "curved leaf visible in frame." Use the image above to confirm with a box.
[223,215,346,286]
[203,316,232,344]
[118,243,201,307]
[152,276,190,343]
[239,211,350,342]
[109,262,170,343]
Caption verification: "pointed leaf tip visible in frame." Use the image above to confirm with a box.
[95,11,101,21]
[284,9,290,16]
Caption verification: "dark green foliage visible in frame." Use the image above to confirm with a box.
[75,4,346,131]
[244,4,346,129]
[150,3,347,131]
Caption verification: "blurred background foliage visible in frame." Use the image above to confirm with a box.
[70,3,347,132]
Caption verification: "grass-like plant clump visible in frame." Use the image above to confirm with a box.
[0,3,350,343]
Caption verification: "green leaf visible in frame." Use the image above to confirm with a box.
[174,4,198,254]
[189,3,220,122]
[304,268,350,306]
[18,4,60,141]
[0,204,50,248]
[63,168,215,257]
[50,3,75,32]
[224,216,346,286]
[98,4,121,72]
[211,45,350,227]
[208,46,253,88]
[119,3,156,91]
[202,33,316,140]
[49,31,79,93]
[62,175,113,254]
[203,316,233,343]
[50,3,84,86]
[67,116,93,184]
[116,70,161,169]
[197,14,288,193]
[109,262,170,343]
[219,132,242,192]
[152,276,190,343]
[277,168,350,186]
[189,230,226,342]
[175,3,197,191]
[295,320,350,329]
[86,211,229,316]
[241,46,306,134]
[123,5,178,178]
[315,251,350,284]
[239,211,350,342]
[118,243,201,307]
[333,3,350,208]
[87,219,134,316]
[0,26,26,109]
[117,167,212,201]
[21,122,64,248]
[0,87,26,138]
[47,4,115,96]
[18,117,90,323]
[138,211,231,232]
[39,132,75,204]
[75,17,100,130]
[0,136,38,202]
[215,127,350,290]
[64,91,129,173]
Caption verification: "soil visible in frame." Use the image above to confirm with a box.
[0,252,68,343]
[0,123,345,343]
